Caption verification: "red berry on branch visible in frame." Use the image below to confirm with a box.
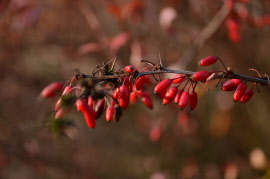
[221,79,242,91]
[174,89,184,104]
[118,86,130,109]
[191,71,211,81]
[154,79,172,96]
[240,89,254,103]
[178,91,189,109]
[124,65,135,73]
[106,101,116,121]
[233,83,247,102]
[189,91,198,110]
[88,96,95,108]
[199,56,219,66]
[141,92,153,109]
[41,82,63,98]
[171,74,185,84]
[62,86,73,95]
[163,87,178,104]
[94,99,105,118]
[83,106,96,129]
[135,76,146,90]
[130,91,138,103]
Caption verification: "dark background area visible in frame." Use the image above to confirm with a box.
[1,0,270,178]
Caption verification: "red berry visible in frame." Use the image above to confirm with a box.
[141,92,153,109]
[233,83,247,102]
[149,125,162,142]
[130,91,138,103]
[55,108,70,119]
[135,76,145,90]
[174,89,184,104]
[199,56,218,66]
[41,82,62,98]
[191,71,211,81]
[154,79,172,96]
[124,65,135,73]
[121,76,131,87]
[221,79,242,91]
[171,74,185,84]
[178,91,189,109]
[106,101,116,121]
[118,86,130,109]
[87,96,95,108]
[62,86,73,95]
[112,87,119,99]
[83,106,96,129]
[189,91,198,110]
[163,87,178,104]
[240,89,254,103]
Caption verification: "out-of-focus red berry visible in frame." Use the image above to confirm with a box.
[141,92,153,109]
[189,91,198,110]
[240,89,254,103]
[199,56,219,66]
[118,86,130,109]
[41,82,62,98]
[136,76,146,90]
[221,79,242,91]
[233,83,247,102]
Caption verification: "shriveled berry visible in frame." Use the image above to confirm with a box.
[135,76,145,90]
[233,83,247,102]
[141,92,153,109]
[41,82,62,98]
[240,89,254,103]
[189,91,198,110]
[163,87,178,104]
[191,71,211,81]
[221,79,242,91]
[171,74,185,84]
[154,79,172,96]
[199,56,218,66]
[179,91,189,109]
[174,89,184,104]
[124,65,135,73]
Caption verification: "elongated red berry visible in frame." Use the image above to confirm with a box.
[171,74,185,84]
[130,91,138,103]
[174,89,184,104]
[41,82,62,98]
[118,86,130,109]
[240,89,254,103]
[221,79,242,91]
[124,65,135,73]
[233,83,247,102]
[179,91,189,109]
[189,91,198,110]
[199,56,219,66]
[62,86,73,95]
[88,96,95,108]
[135,76,145,90]
[106,101,116,121]
[83,106,96,128]
[141,92,153,109]
[163,87,178,104]
[191,71,211,81]
[76,98,88,112]
[122,76,131,87]
[112,87,119,99]
[154,79,172,96]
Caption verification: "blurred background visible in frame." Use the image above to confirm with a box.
[1,0,270,178]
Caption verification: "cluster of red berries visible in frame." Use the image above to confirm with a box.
[225,0,270,43]
[40,64,154,129]
[41,56,261,130]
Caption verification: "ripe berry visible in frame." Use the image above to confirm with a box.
[221,79,242,91]
[124,65,135,73]
[118,86,130,109]
[154,79,172,96]
[233,83,247,102]
[171,74,185,84]
[189,91,198,110]
[83,106,96,129]
[174,89,184,104]
[106,101,116,121]
[41,82,62,98]
[240,89,254,103]
[191,71,211,81]
[178,91,189,109]
[62,86,73,95]
[163,87,178,104]
[130,91,138,103]
[135,76,146,90]
[94,99,105,118]
[199,56,218,66]
[141,92,153,109]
